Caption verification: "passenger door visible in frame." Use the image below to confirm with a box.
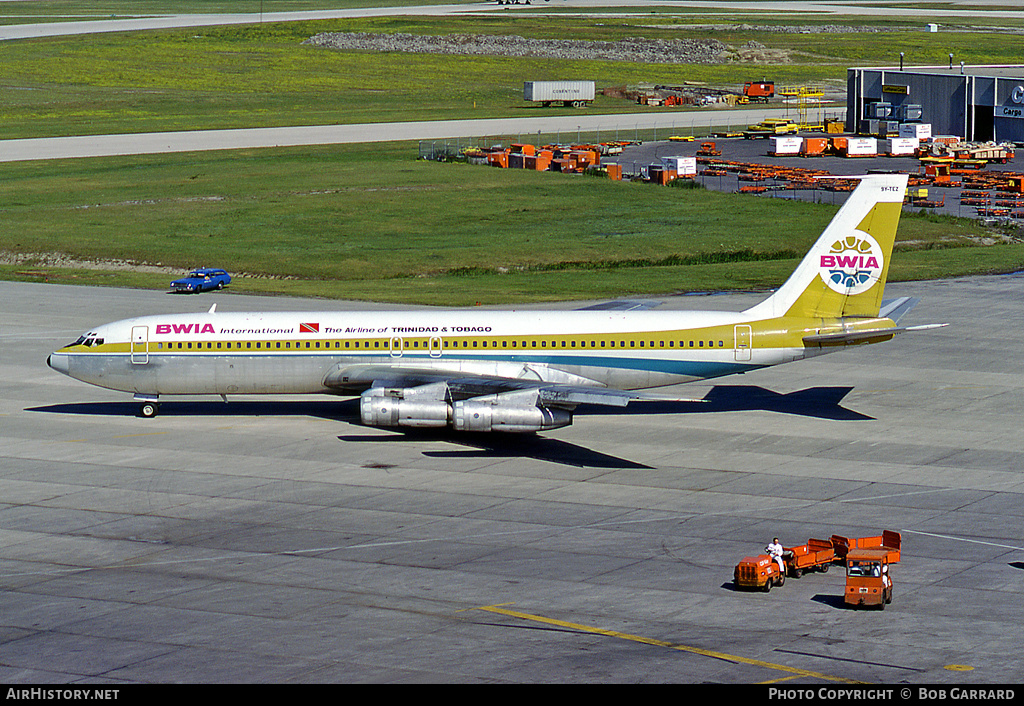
[131,326,150,364]
[734,325,752,362]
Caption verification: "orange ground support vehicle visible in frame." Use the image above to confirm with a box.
[697,141,722,157]
[734,538,835,590]
[734,554,786,592]
[844,549,893,609]
[743,81,775,103]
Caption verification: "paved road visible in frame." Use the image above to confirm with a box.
[1,0,1022,43]
[2,276,1022,683]
[0,109,789,162]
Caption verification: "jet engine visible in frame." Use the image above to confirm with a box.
[453,398,571,433]
[358,384,573,433]
[359,382,449,429]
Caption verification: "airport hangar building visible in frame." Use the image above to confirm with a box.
[847,64,1024,143]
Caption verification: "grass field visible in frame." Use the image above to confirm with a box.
[2,10,1023,138]
[2,142,1020,305]
[0,4,1022,303]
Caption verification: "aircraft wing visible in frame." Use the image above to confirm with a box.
[322,364,701,408]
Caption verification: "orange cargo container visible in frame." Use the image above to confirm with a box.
[511,143,536,156]
[802,137,829,157]
[605,163,623,181]
[535,150,553,171]
[570,149,600,169]
[487,151,509,168]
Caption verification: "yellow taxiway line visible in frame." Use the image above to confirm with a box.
[473,604,861,684]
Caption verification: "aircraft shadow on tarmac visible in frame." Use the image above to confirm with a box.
[28,399,360,421]
[29,385,870,469]
[29,385,869,422]
[583,385,874,422]
[339,428,652,470]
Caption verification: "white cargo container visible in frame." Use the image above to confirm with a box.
[523,81,596,107]
[661,156,696,175]
[769,136,803,156]
[898,123,932,140]
[885,137,919,156]
[846,137,878,156]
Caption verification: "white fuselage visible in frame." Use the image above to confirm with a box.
[48,308,810,397]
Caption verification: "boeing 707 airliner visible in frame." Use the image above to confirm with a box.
[48,174,944,432]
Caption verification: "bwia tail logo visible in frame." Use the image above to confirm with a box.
[819,231,884,295]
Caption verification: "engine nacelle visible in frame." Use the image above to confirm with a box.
[453,399,572,433]
[360,386,450,428]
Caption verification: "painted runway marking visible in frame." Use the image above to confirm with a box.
[902,529,1024,553]
[473,603,861,684]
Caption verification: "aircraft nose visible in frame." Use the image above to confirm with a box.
[47,353,69,374]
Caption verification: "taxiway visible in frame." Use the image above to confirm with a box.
[2,276,1022,683]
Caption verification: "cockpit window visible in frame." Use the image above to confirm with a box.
[70,333,103,347]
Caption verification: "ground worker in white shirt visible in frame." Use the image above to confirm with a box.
[766,538,786,573]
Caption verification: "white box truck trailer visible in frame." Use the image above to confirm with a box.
[524,81,596,107]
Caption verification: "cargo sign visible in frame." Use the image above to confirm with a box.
[899,122,931,140]
[881,84,910,95]
[661,156,696,175]
[996,105,1024,120]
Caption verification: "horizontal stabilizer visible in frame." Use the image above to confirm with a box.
[804,322,947,345]
[879,296,919,323]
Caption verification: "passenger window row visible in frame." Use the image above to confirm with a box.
[153,337,729,350]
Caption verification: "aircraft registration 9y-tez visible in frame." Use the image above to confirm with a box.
[48,174,945,433]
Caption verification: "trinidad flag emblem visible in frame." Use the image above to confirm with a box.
[299,322,319,333]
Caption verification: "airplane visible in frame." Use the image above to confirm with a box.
[47,174,945,432]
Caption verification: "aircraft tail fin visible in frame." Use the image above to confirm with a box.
[743,174,909,321]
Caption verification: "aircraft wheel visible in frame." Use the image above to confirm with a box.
[139,402,159,418]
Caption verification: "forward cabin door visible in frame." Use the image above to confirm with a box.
[131,326,150,365]
[734,325,752,362]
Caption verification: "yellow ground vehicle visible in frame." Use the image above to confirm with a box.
[743,119,799,139]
